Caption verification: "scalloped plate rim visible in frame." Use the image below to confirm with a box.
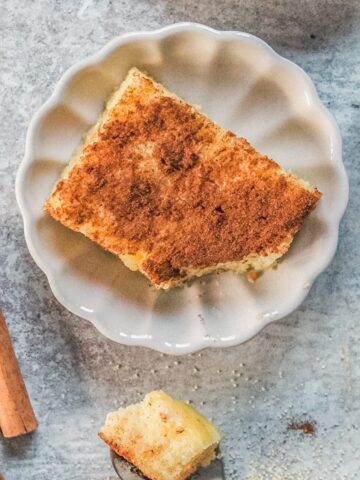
[16,22,349,355]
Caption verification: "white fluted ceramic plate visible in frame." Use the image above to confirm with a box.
[17,23,348,354]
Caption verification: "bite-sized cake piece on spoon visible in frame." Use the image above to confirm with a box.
[45,67,321,289]
[99,390,222,480]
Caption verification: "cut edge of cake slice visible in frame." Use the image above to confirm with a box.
[45,67,321,289]
[98,390,222,480]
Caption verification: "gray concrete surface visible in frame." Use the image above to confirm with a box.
[0,1,359,479]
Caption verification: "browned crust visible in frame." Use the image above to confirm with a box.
[45,70,321,286]
[98,431,215,480]
[98,431,163,480]
[98,432,150,478]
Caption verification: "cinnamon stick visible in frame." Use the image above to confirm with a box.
[0,309,37,437]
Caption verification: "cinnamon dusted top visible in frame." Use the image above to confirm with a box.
[45,69,321,286]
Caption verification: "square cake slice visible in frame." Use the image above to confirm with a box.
[45,67,321,288]
[99,390,222,480]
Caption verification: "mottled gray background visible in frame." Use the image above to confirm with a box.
[0,1,359,479]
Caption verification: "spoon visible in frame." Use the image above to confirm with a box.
[111,450,225,480]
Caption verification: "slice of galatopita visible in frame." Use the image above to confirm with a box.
[99,390,222,480]
[45,67,321,288]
